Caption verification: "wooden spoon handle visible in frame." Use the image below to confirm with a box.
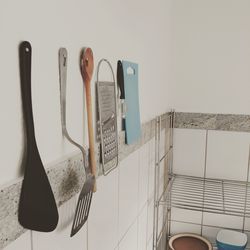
[85,80,97,191]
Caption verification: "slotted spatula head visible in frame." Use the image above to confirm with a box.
[70,174,95,237]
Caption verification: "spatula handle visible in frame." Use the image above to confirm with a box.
[85,81,97,191]
[19,41,36,145]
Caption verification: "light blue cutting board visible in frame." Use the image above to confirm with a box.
[122,61,141,145]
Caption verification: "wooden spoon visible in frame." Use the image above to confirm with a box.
[80,47,97,191]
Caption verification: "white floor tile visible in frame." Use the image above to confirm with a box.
[88,169,119,250]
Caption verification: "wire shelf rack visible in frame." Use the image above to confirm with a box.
[162,174,250,218]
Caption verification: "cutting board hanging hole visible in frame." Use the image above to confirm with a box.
[126,66,135,75]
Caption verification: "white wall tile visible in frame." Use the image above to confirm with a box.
[4,231,31,250]
[173,129,206,177]
[170,221,201,235]
[147,199,154,243]
[88,168,119,250]
[119,220,138,250]
[148,138,156,201]
[158,160,168,198]
[202,226,220,244]
[138,205,148,250]
[118,151,139,240]
[206,131,250,181]
[32,197,87,250]
[243,218,250,231]
[159,128,166,159]
[157,206,164,235]
[146,236,153,250]
[148,162,155,202]
[149,138,156,166]
[138,143,150,212]
[244,231,250,249]
[203,213,243,230]
[171,208,202,224]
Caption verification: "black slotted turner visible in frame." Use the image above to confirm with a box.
[18,41,59,232]
[58,48,95,237]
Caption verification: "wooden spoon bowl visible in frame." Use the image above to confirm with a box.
[80,48,94,83]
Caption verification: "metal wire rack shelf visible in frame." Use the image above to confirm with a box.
[162,174,250,218]
[152,111,250,250]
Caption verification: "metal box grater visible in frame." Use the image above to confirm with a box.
[96,59,118,175]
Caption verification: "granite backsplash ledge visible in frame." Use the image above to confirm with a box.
[175,112,250,132]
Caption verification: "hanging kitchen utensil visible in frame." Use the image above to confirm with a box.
[122,61,141,144]
[117,60,126,131]
[18,41,59,232]
[96,59,118,175]
[80,47,97,190]
[58,48,95,237]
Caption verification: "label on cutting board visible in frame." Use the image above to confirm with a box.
[122,61,141,144]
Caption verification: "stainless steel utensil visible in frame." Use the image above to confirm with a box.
[96,59,119,175]
[58,48,94,237]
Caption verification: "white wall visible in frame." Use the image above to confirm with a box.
[169,0,250,114]
[0,0,171,249]
[0,0,171,187]
[169,0,250,244]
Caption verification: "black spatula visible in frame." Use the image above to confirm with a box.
[18,41,59,232]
